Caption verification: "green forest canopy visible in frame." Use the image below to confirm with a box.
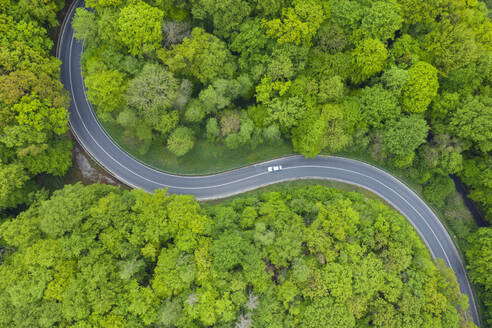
[0,184,476,327]
[1,0,491,326]
[0,0,72,211]
[72,0,492,222]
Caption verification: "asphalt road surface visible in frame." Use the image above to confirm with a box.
[57,0,480,325]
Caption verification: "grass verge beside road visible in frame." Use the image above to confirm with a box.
[102,121,294,175]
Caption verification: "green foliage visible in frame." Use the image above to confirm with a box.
[402,61,439,113]
[191,0,252,39]
[86,0,124,9]
[292,110,326,158]
[224,133,241,150]
[318,75,344,103]
[72,8,97,42]
[450,95,492,153]
[94,7,123,49]
[2,0,64,27]
[0,13,59,77]
[416,135,464,180]
[0,13,53,53]
[206,118,220,142]
[263,124,281,143]
[231,19,269,78]
[192,78,246,116]
[220,110,241,137]
[390,33,421,68]
[126,63,178,128]
[12,93,67,134]
[293,104,350,158]
[160,27,236,84]
[422,175,456,209]
[461,155,492,221]
[3,1,492,325]
[0,162,34,209]
[116,108,137,129]
[85,67,126,114]
[0,2,72,211]
[466,227,492,325]
[167,127,195,157]
[117,1,164,57]
[381,66,409,95]
[315,22,349,54]
[0,184,474,327]
[383,116,429,166]
[157,110,180,136]
[351,38,388,84]
[356,1,403,42]
[467,228,492,284]
[75,0,492,171]
[357,84,401,128]
[422,21,482,74]
[262,0,325,46]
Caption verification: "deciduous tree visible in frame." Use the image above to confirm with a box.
[351,38,388,84]
[262,0,325,46]
[402,61,439,113]
[85,67,127,114]
[383,116,429,166]
[118,1,164,57]
[160,27,236,84]
[167,127,195,157]
[450,95,492,152]
[126,64,178,126]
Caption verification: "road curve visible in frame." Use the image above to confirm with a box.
[57,0,480,325]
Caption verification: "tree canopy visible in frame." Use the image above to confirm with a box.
[118,1,164,57]
[0,183,476,327]
[0,0,72,212]
[1,0,490,325]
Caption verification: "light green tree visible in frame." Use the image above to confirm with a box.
[466,228,492,290]
[118,1,164,56]
[358,84,401,128]
[356,1,403,42]
[86,0,124,9]
[0,162,33,209]
[13,93,67,134]
[402,61,439,113]
[85,68,127,114]
[72,8,98,43]
[383,116,429,167]
[191,0,252,39]
[461,155,492,221]
[160,27,236,84]
[126,64,178,126]
[206,118,220,142]
[262,0,325,45]
[351,38,388,84]
[167,127,195,157]
[451,95,492,153]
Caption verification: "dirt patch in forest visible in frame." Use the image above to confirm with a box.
[64,143,128,189]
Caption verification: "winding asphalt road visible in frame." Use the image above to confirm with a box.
[57,0,480,325]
